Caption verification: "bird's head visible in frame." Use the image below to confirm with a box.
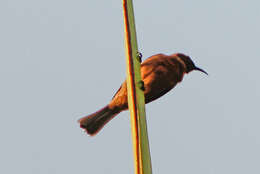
[176,53,208,75]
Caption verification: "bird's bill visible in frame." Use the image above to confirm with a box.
[194,67,208,75]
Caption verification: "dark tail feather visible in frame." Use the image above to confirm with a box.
[78,105,119,136]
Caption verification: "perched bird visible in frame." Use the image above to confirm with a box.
[79,53,207,136]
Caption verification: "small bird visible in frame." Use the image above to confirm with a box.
[79,53,207,136]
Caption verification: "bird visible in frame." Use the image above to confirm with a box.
[78,53,207,136]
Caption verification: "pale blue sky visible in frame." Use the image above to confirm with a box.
[0,0,259,174]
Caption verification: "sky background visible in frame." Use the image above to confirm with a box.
[0,0,260,174]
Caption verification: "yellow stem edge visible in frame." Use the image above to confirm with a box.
[122,0,152,174]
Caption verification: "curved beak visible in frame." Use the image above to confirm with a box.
[194,67,208,75]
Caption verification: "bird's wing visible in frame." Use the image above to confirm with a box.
[142,63,180,104]
[111,54,168,101]
[111,56,159,100]
[140,54,166,79]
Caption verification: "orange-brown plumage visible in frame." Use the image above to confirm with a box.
[78,53,207,135]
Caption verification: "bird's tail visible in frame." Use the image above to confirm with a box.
[78,105,119,136]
